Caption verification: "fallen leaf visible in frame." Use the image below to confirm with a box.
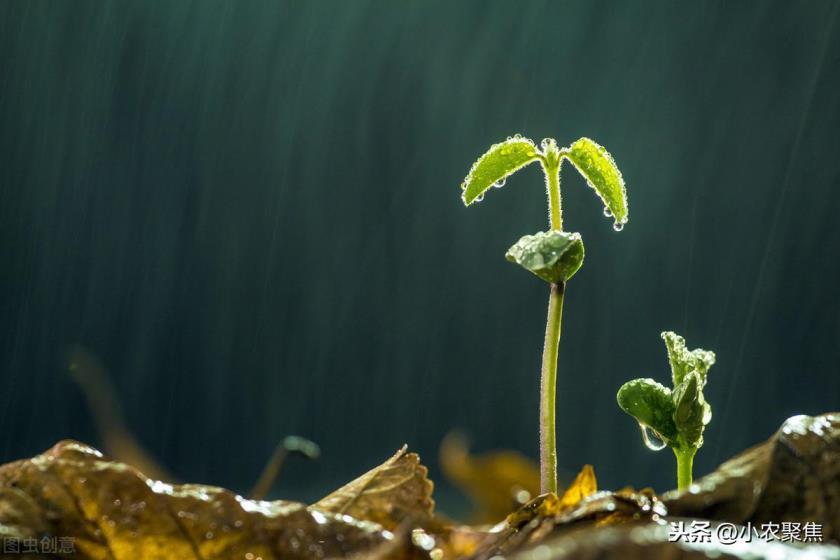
[0,441,397,559]
[313,445,435,531]
[440,432,542,523]
[556,464,597,509]
[505,522,838,560]
[506,465,597,528]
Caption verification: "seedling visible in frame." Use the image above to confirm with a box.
[616,332,716,490]
[459,135,628,493]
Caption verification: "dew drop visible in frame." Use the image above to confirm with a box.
[603,207,613,218]
[639,423,667,451]
[539,138,556,152]
[613,221,625,232]
[493,178,506,188]
[475,193,485,202]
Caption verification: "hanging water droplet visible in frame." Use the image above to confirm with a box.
[475,193,485,202]
[613,221,625,232]
[639,423,667,451]
[603,207,613,218]
[493,178,506,188]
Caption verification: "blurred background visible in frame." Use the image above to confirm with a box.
[1,1,839,516]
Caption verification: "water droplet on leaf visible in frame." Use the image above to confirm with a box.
[603,207,613,218]
[639,423,667,451]
[613,221,625,232]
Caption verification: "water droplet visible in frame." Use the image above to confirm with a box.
[475,193,485,202]
[539,138,556,152]
[603,207,612,218]
[493,178,506,188]
[613,221,625,232]
[411,529,436,551]
[639,423,667,451]
[512,133,522,139]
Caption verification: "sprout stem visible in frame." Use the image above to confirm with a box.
[674,447,696,490]
[539,154,564,494]
[540,281,564,493]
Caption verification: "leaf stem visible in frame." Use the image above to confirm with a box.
[540,281,564,494]
[674,447,696,490]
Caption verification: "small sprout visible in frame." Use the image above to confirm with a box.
[250,436,321,499]
[616,332,716,490]
[459,134,628,493]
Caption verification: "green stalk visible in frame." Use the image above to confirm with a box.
[539,153,564,494]
[674,447,696,490]
[539,281,564,493]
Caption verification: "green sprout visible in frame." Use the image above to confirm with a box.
[459,135,628,494]
[616,332,716,490]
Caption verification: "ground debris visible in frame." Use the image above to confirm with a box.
[0,413,838,559]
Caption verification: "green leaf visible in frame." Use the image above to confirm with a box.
[563,138,628,225]
[661,331,716,386]
[505,230,584,284]
[616,378,678,444]
[460,137,540,205]
[672,371,711,448]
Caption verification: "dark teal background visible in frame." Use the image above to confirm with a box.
[1,1,839,512]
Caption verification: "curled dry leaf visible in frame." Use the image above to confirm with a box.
[0,441,419,559]
[314,445,435,531]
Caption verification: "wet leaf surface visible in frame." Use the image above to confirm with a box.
[0,441,401,559]
[314,445,434,531]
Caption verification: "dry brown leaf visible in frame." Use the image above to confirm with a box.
[0,441,398,559]
[506,464,597,528]
[439,432,541,523]
[313,445,435,531]
[556,464,596,509]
